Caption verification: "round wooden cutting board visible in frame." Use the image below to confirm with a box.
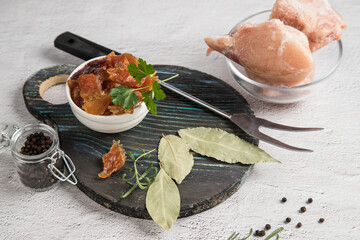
[23,64,256,219]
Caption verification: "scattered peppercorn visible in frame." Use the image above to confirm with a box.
[296,222,302,228]
[265,224,271,230]
[307,198,313,204]
[281,197,287,203]
[299,206,306,213]
[285,217,291,223]
[254,230,260,236]
[319,218,325,223]
[259,230,266,236]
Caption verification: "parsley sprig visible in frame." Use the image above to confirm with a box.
[110,58,178,115]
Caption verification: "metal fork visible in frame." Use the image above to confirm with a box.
[53,32,322,151]
[161,82,323,152]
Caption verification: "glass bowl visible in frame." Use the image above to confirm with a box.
[226,10,343,104]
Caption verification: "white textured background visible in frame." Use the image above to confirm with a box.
[0,0,359,239]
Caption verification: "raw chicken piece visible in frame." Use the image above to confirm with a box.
[271,0,347,52]
[205,19,314,87]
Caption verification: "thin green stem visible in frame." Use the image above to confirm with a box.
[134,74,179,91]
[227,232,238,240]
[239,228,253,240]
[121,149,158,198]
[157,74,179,83]
[135,149,156,161]
[227,228,252,240]
[120,184,138,198]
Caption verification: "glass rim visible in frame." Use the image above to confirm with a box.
[226,9,343,91]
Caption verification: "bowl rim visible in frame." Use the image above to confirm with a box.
[226,9,343,90]
[65,56,147,121]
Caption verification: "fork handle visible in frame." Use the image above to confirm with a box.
[160,82,232,119]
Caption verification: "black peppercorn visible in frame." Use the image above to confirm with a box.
[281,197,287,203]
[285,217,291,223]
[307,198,313,204]
[259,230,266,236]
[319,218,325,223]
[254,230,260,236]
[296,222,302,228]
[299,206,306,213]
[20,132,53,156]
[265,224,271,230]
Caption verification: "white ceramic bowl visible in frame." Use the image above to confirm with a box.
[227,10,343,104]
[65,56,149,133]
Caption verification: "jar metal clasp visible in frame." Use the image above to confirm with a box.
[47,147,77,185]
[0,124,19,153]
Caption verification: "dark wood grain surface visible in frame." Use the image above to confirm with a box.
[23,64,256,219]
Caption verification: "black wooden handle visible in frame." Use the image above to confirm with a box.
[54,32,120,61]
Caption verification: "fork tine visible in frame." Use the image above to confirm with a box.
[256,118,324,132]
[254,130,313,152]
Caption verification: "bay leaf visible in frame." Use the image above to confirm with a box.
[146,168,180,230]
[178,127,280,164]
[158,134,194,184]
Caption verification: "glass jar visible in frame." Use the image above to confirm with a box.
[0,123,77,191]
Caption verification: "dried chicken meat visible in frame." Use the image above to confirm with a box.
[98,140,126,179]
[82,95,112,115]
[68,52,155,115]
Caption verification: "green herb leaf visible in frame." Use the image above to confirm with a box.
[158,134,194,184]
[142,91,157,115]
[138,58,155,76]
[152,81,166,100]
[239,228,253,240]
[227,232,240,240]
[110,86,139,110]
[227,228,253,240]
[264,227,284,240]
[146,168,180,230]
[127,58,155,84]
[178,127,281,164]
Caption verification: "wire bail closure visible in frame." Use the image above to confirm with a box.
[47,147,77,185]
[0,124,19,153]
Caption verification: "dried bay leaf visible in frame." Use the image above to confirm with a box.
[158,134,194,184]
[146,168,180,230]
[178,127,280,164]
